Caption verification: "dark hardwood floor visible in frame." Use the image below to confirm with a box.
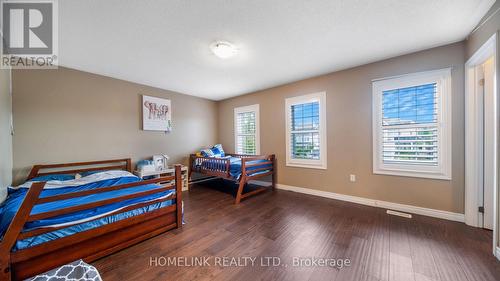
[93,180,500,281]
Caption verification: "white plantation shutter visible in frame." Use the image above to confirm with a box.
[236,111,256,154]
[285,92,327,169]
[372,68,452,180]
[234,105,260,155]
[382,83,438,166]
[290,102,321,160]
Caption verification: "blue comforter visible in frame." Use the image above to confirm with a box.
[200,156,272,179]
[0,172,175,250]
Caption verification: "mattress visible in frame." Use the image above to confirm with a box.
[14,199,174,250]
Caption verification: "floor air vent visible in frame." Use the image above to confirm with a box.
[386,210,412,219]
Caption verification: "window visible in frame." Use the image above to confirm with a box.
[372,68,452,179]
[234,104,260,155]
[285,92,327,169]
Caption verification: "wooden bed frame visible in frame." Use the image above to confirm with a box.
[0,158,183,281]
[188,154,276,204]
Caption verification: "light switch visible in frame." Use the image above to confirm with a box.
[349,174,356,182]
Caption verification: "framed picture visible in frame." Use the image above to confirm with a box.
[142,95,172,131]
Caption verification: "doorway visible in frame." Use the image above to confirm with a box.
[465,33,498,256]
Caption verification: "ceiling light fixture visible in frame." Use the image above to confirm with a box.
[210,41,238,59]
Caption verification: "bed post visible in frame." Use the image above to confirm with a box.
[188,154,194,191]
[235,159,246,204]
[225,158,231,178]
[271,154,276,191]
[175,165,183,228]
[0,182,46,281]
[0,242,12,281]
[125,159,132,172]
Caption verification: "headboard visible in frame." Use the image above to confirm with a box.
[27,158,132,180]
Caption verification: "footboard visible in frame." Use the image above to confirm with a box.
[227,154,276,181]
[0,161,183,281]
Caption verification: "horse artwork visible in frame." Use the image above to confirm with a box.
[142,95,172,131]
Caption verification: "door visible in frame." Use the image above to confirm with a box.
[482,57,496,230]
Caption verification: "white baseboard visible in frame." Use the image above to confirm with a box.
[275,183,465,223]
[495,247,500,261]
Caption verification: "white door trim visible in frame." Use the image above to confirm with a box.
[464,33,498,256]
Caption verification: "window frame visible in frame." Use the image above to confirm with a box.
[372,68,452,180]
[285,92,327,169]
[234,104,260,155]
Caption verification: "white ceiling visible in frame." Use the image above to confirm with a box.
[59,0,495,100]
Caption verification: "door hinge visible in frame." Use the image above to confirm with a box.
[479,78,485,86]
[479,206,484,213]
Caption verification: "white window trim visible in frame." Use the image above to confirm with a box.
[234,104,260,155]
[285,92,327,169]
[372,68,452,180]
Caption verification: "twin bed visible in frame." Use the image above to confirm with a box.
[0,159,183,281]
[189,153,276,204]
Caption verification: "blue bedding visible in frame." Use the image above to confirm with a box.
[0,172,176,250]
[200,157,272,179]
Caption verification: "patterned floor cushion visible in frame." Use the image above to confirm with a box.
[25,260,102,281]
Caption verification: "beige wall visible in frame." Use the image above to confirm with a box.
[12,67,218,184]
[0,69,13,201]
[218,42,465,213]
[465,0,500,248]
